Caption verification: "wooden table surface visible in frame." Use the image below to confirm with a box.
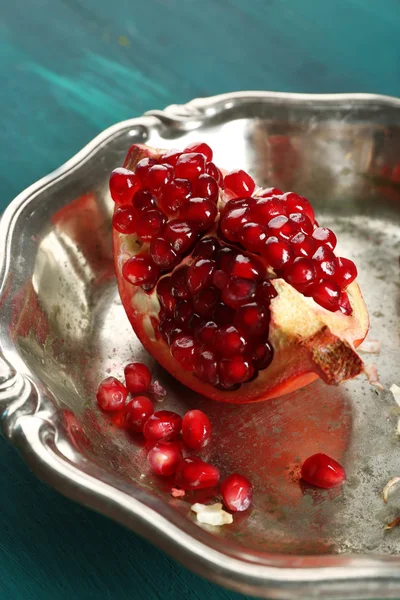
[1,1,400,598]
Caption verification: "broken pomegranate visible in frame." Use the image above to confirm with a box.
[147,441,182,476]
[301,453,346,489]
[96,377,128,411]
[112,143,369,403]
[220,473,253,512]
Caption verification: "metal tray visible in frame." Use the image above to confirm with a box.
[1,91,400,599]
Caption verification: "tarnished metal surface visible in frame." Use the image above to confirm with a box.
[1,92,400,599]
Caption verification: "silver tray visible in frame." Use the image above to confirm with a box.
[1,91,400,599]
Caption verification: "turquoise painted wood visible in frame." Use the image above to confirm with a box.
[1,1,400,598]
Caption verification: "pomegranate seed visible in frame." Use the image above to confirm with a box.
[170,334,197,370]
[175,457,220,490]
[160,149,182,166]
[186,258,216,294]
[109,168,141,205]
[147,164,174,192]
[182,409,212,449]
[164,220,197,254]
[262,237,294,270]
[220,207,249,241]
[125,395,154,432]
[184,142,213,162]
[150,237,178,269]
[196,349,219,385]
[284,257,317,292]
[188,313,203,331]
[339,291,352,315]
[175,153,206,181]
[137,209,166,241]
[239,222,267,252]
[174,299,194,326]
[221,473,253,512]
[234,302,270,336]
[221,197,252,217]
[301,453,346,489]
[206,162,223,184]
[159,318,185,344]
[159,178,192,214]
[215,325,248,356]
[143,410,182,441]
[252,341,274,369]
[267,215,298,240]
[136,157,158,187]
[112,206,137,234]
[157,278,177,313]
[312,246,338,279]
[180,197,217,230]
[230,254,265,281]
[122,254,159,287]
[170,266,190,298]
[133,189,157,214]
[219,356,254,385]
[312,227,337,251]
[221,277,257,309]
[196,320,218,345]
[250,197,287,221]
[290,232,316,258]
[213,301,235,325]
[224,170,255,197]
[192,174,219,202]
[313,280,341,312]
[193,286,219,317]
[283,192,315,223]
[259,186,283,197]
[96,377,127,411]
[216,246,236,271]
[289,212,313,235]
[124,362,152,394]
[258,280,278,302]
[212,269,228,289]
[192,237,219,260]
[336,257,358,288]
[147,441,182,476]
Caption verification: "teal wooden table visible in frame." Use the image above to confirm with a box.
[1,2,400,598]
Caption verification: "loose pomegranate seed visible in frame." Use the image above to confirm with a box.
[192,174,218,202]
[312,227,337,251]
[239,222,267,252]
[175,153,206,181]
[301,453,346,489]
[109,168,141,205]
[147,441,182,476]
[224,170,255,197]
[136,157,158,187]
[182,409,212,449]
[112,206,137,234]
[215,325,248,356]
[339,291,352,315]
[290,232,316,258]
[133,189,157,214]
[234,303,270,336]
[220,473,253,512]
[193,286,219,317]
[313,280,341,312]
[283,192,315,223]
[122,254,159,287]
[124,362,152,394]
[312,246,338,279]
[125,395,154,432]
[159,178,192,214]
[212,269,229,289]
[213,301,235,325]
[170,266,190,298]
[250,197,287,222]
[180,197,218,230]
[195,349,219,385]
[221,277,257,309]
[164,220,198,253]
[252,341,274,369]
[143,410,182,441]
[192,237,219,260]
[184,142,213,162]
[220,207,249,241]
[186,258,216,294]
[206,162,223,184]
[196,320,218,345]
[336,257,358,288]
[96,377,128,411]
[170,334,197,370]
[160,149,182,166]
[289,212,313,235]
[219,356,254,385]
[258,280,278,302]
[259,186,283,197]
[262,237,294,270]
[174,299,194,326]
[284,257,317,292]
[157,278,177,313]
[137,209,166,241]
[150,237,179,269]
[230,254,265,281]
[175,457,220,490]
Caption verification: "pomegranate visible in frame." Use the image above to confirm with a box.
[220,473,253,512]
[112,143,369,403]
[301,453,346,489]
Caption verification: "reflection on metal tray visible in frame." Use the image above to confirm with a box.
[1,92,400,599]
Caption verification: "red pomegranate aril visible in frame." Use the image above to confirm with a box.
[250,197,287,221]
[221,197,252,217]
[147,441,182,476]
[339,291,352,315]
[336,257,358,288]
[188,313,203,331]
[192,237,219,260]
[159,178,192,214]
[196,320,218,345]
[180,197,217,230]
[184,142,213,162]
[157,278,176,313]
[136,157,158,187]
[239,222,267,252]
[192,174,219,202]
[252,341,274,369]
[216,246,236,271]
[143,410,182,441]
[170,266,190,299]
[193,286,219,317]
[150,237,179,269]
[212,269,229,289]
[112,206,137,234]
[124,362,152,394]
[175,152,206,181]
[164,220,197,254]
[137,209,166,241]
[109,168,141,205]
[96,377,128,411]
[175,457,220,490]
[221,473,253,512]
[267,214,299,241]
[125,395,154,432]
[258,280,278,302]
[186,258,216,294]
[174,299,194,326]
[196,348,219,385]
[259,186,283,197]
[206,162,223,184]
[262,237,294,270]
[290,232,316,258]
[182,409,212,450]
[220,207,249,241]
[224,170,255,197]
[133,189,157,214]
[301,453,346,489]
[213,302,235,325]
[284,257,317,291]
[215,325,248,356]
[160,149,182,166]
[230,253,265,281]
[313,280,341,312]
[147,163,174,191]
[162,319,185,345]
[170,334,197,371]
[283,192,315,223]
[312,246,338,279]
[221,277,257,309]
[219,356,254,386]
[122,254,159,287]
[312,227,337,251]
[289,212,313,235]
[234,303,270,337]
